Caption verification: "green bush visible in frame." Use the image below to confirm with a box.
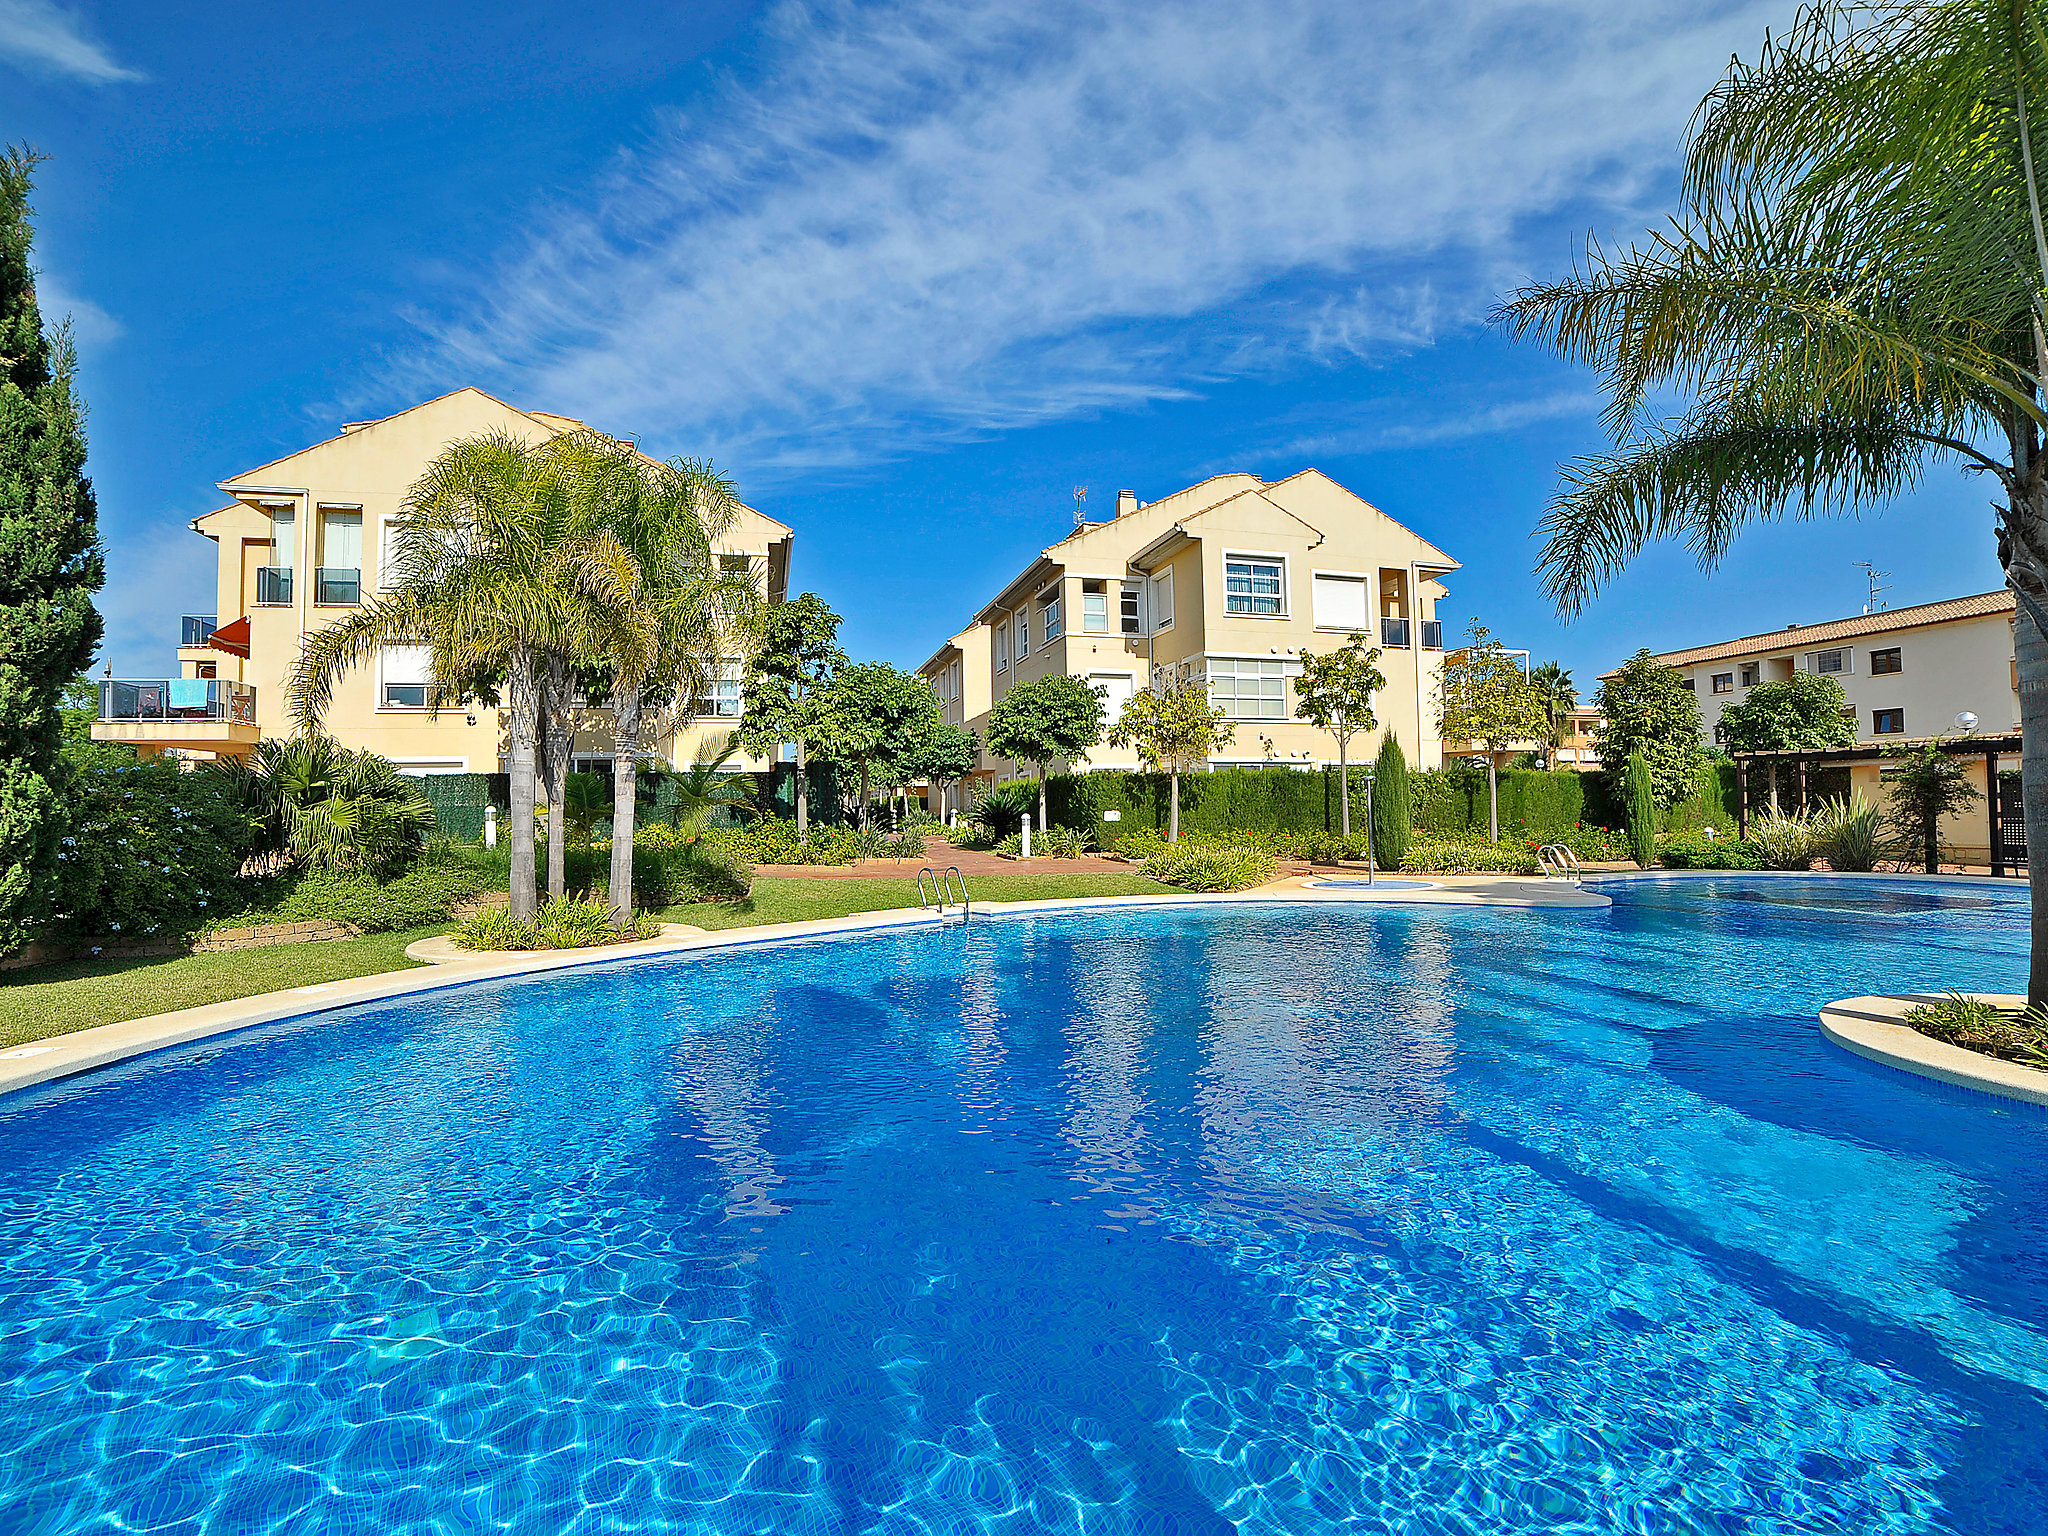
[1139,841,1279,891]
[449,897,659,952]
[633,825,753,905]
[51,750,252,941]
[970,781,1039,839]
[1399,839,1540,874]
[1623,751,1658,869]
[1371,736,1413,869]
[1814,794,1883,872]
[448,907,546,951]
[1530,823,1627,861]
[1657,831,1763,870]
[206,855,495,935]
[720,816,860,865]
[1746,811,1818,871]
[1903,991,2048,1066]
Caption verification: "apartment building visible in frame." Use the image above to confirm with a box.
[1623,591,2019,747]
[917,470,1458,812]
[93,388,793,773]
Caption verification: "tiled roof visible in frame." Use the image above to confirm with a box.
[1613,591,2014,674]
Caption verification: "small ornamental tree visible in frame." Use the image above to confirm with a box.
[813,661,941,832]
[1594,649,1704,806]
[910,719,979,821]
[1294,634,1385,837]
[985,671,1106,831]
[1623,749,1658,868]
[1715,672,1857,812]
[736,593,846,835]
[1371,733,1413,869]
[1108,677,1232,842]
[1435,620,1549,842]
[1883,739,1982,874]
[0,149,105,953]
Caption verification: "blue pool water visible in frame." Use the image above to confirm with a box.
[3,877,2047,1534]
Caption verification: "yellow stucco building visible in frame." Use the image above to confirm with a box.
[918,470,1458,813]
[93,388,793,774]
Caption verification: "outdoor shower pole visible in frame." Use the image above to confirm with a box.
[1362,768,1376,886]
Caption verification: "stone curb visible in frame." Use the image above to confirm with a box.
[1819,993,2048,1107]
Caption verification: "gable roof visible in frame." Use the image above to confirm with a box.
[1614,590,2015,674]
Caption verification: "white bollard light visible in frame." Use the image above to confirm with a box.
[1021,812,1033,859]
[484,803,499,850]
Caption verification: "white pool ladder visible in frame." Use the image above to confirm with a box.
[918,866,970,922]
[1536,844,1582,885]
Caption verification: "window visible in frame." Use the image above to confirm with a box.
[1150,569,1174,630]
[996,623,1010,672]
[1739,662,1760,687]
[1209,658,1288,720]
[1121,581,1143,636]
[380,645,435,710]
[318,509,362,604]
[1873,707,1905,735]
[1081,580,1109,633]
[1017,609,1030,655]
[1814,647,1848,675]
[719,552,752,574]
[1225,555,1285,616]
[1680,678,1696,691]
[1038,587,1063,643]
[1312,573,1369,632]
[689,660,744,718]
[1711,673,1734,695]
[1090,671,1136,721]
[1870,647,1903,675]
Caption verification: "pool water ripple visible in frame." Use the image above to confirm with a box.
[2,877,2047,1533]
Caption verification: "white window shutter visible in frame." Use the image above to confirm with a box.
[1312,574,1368,631]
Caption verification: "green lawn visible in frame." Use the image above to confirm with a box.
[0,873,1175,1050]
[0,928,435,1049]
[660,871,1177,930]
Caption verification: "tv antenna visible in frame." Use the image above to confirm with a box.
[1072,485,1089,529]
[1857,561,1890,614]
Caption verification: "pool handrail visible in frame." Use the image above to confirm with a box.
[1537,844,1582,884]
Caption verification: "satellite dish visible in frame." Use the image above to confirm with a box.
[1956,711,1980,734]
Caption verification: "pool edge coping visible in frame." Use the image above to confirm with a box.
[0,881,1619,1099]
[1819,993,2048,1107]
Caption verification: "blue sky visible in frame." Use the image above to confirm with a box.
[6,0,2004,696]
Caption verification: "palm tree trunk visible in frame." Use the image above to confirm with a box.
[609,683,643,928]
[2016,598,2048,991]
[506,647,540,920]
[1338,738,1350,838]
[541,655,572,903]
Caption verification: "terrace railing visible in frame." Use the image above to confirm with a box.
[255,567,293,605]
[1420,619,1443,650]
[315,567,361,605]
[100,678,257,726]
[181,615,218,648]
[1381,616,1411,648]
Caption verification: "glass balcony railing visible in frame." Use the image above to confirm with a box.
[1420,619,1444,650]
[256,567,292,605]
[100,678,256,725]
[1381,616,1411,648]
[316,567,360,605]
[180,615,218,648]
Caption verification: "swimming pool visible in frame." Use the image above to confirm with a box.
[3,876,2045,1533]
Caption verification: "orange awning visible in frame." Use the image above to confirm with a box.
[206,616,251,659]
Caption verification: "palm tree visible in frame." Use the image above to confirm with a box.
[205,736,435,876]
[664,734,758,833]
[550,433,759,926]
[287,432,589,918]
[1529,662,1578,771]
[1497,0,2048,1003]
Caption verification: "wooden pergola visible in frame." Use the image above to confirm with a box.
[1730,733,2027,877]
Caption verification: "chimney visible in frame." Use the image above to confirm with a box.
[1116,489,1139,517]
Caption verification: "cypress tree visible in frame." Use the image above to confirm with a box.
[1371,734,1412,870]
[0,147,105,951]
[1623,750,1657,869]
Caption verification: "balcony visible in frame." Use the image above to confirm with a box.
[316,567,360,605]
[92,678,260,760]
[256,567,293,605]
[180,615,218,648]
[1420,619,1443,650]
[1381,616,1411,648]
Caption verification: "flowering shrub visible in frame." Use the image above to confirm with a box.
[1139,841,1279,891]
[51,748,250,941]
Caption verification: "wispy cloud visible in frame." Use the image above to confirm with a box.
[415,0,1781,466]
[34,270,124,354]
[0,0,142,84]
